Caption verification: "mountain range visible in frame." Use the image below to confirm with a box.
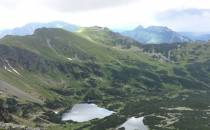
[121,25,191,44]
[180,32,210,41]
[1,21,210,44]
[0,21,78,38]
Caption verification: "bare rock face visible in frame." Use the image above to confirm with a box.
[0,44,49,72]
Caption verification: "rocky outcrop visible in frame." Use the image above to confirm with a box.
[0,44,50,72]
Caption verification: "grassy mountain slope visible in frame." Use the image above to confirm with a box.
[0,28,210,130]
[77,26,141,49]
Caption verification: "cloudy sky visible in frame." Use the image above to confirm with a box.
[0,0,210,33]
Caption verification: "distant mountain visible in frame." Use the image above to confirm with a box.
[0,21,79,38]
[180,32,210,41]
[121,25,191,44]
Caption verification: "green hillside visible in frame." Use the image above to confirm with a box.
[77,26,141,49]
[0,28,210,130]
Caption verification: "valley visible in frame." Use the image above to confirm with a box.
[0,27,210,130]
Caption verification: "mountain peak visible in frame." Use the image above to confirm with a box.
[135,25,144,30]
[77,26,111,34]
[121,25,191,44]
[33,27,61,34]
[146,26,172,32]
[87,26,110,32]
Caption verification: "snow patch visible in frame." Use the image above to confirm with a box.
[4,66,12,73]
[67,58,73,61]
[4,60,21,75]
[54,111,59,114]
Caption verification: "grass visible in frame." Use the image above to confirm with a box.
[1,28,210,130]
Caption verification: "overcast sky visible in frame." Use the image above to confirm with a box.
[0,0,210,33]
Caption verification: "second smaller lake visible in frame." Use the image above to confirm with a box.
[118,117,148,130]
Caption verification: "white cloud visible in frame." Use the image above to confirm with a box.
[43,0,138,12]
[157,9,210,33]
[0,0,210,32]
